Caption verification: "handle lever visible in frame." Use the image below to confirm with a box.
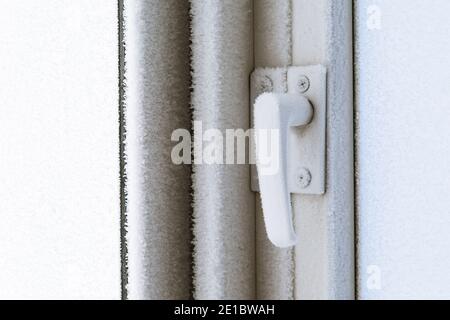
[254,93,313,248]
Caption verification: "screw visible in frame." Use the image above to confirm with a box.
[298,168,312,188]
[297,75,310,93]
[258,76,273,93]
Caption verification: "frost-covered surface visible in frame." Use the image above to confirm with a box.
[0,0,120,299]
[356,0,450,299]
[123,0,192,300]
[191,0,256,299]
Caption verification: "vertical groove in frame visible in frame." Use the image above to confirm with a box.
[118,0,128,300]
[254,0,295,300]
[124,0,191,299]
[191,0,255,299]
[287,0,293,66]
[352,0,359,300]
[252,0,257,299]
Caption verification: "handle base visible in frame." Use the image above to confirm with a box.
[250,65,327,195]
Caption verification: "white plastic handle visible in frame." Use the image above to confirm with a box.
[254,93,313,248]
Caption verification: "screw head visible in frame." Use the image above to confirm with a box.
[298,168,312,188]
[258,76,273,94]
[297,75,310,93]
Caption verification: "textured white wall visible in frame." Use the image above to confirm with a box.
[0,1,120,299]
[356,0,450,299]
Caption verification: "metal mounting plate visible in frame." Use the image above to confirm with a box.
[250,65,327,195]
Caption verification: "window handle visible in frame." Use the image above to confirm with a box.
[254,93,313,248]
